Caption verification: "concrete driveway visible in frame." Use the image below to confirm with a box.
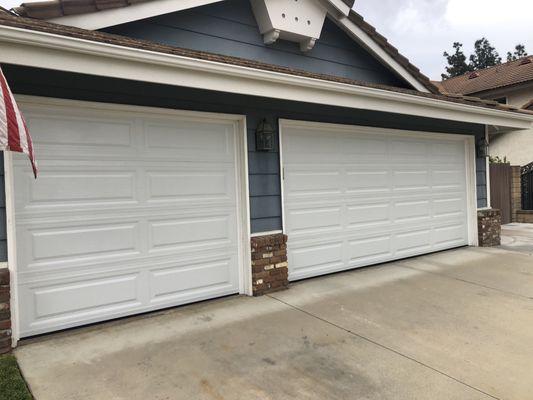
[501,223,533,254]
[16,247,533,400]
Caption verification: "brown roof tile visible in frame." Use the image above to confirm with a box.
[13,0,439,93]
[0,12,531,117]
[440,57,533,95]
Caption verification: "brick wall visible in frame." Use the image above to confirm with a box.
[516,210,533,223]
[477,209,501,247]
[251,234,289,296]
[511,166,522,222]
[0,269,11,354]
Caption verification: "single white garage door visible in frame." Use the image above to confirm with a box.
[12,98,246,337]
[281,120,474,281]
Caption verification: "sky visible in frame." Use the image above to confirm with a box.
[356,0,533,79]
[1,0,532,80]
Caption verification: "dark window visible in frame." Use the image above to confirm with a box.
[493,97,507,104]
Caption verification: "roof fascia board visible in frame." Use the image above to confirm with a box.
[49,0,223,30]
[334,16,430,93]
[0,25,531,130]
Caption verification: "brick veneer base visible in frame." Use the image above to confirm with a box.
[0,268,11,354]
[478,209,501,247]
[251,234,289,296]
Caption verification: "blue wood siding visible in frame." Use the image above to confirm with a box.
[103,0,410,89]
[3,66,488,243]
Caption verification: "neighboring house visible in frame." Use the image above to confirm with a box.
[438,57,533,166]
[0,0,531,349]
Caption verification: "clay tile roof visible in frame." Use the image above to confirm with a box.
[0,12,531,118]
[13,0,439,94]
[439,56,533,96]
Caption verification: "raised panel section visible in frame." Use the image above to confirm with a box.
[32,274,140,319]
[26,171,136,207]
[29,223,139,264]
[144,120,233,159]
[147,171,232,202]
[26,115,133,149]
[348,236,391,263]
[287,207,342,234]
[149,215,232,252]
[150,258,234,301]
[291,242,343,274]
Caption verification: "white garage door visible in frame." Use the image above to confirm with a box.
[281,120,474,281]
[12,98,245,337]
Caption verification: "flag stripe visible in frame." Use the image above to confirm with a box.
[0,79,7,148]
[0,67,38,177]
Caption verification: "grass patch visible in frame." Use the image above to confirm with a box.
[0,354,32,400]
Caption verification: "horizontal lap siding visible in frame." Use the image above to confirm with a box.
[3,66,487,239]
[103,0,409,88]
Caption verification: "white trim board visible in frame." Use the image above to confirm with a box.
[1,26,532,129]
[50,0,224,30]
[7,95,253,343]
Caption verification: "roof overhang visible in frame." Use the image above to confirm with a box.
[44,0,432,93]
[0,24,532,131]
[48,0,224,30]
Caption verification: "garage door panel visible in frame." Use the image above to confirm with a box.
[146,169,234,203]
[32,273,142,320]
[15,102,243,337]
[26,114,135,150]
[286,206,342,235]
[149,256,237,303]
[143,119,234,161]
[17,169,138,209]
[290,241,344,277]
[283,121,470,280]
[30,222,140,263]
[345,170,390,193]
[148,214,236,253]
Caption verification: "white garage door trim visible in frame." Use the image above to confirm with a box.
[279,119,478,280]
[5,95,252,344]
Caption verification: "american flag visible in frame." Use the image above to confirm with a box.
[0,66,37,178]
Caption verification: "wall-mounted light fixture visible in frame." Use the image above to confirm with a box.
[476,137,489,158]
[255,118,275,152]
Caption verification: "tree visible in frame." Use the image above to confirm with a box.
[507,44,528,61]
[441,42,473,79]
[469,38,501,70]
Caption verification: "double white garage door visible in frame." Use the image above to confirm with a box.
[11,99,474,337]
[281,120,473,281]
[13,99,246,337]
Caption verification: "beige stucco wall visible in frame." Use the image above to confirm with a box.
[485,85,533,166]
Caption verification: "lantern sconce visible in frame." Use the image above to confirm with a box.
[476,137,489,158]
[255,118,275,152]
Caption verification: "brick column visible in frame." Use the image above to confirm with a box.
[510,166,522,222]
[477,209,501,247]
[0,268,11,354]
[251,234,288,296]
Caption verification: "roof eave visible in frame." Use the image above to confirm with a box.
[0,23,532,130]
